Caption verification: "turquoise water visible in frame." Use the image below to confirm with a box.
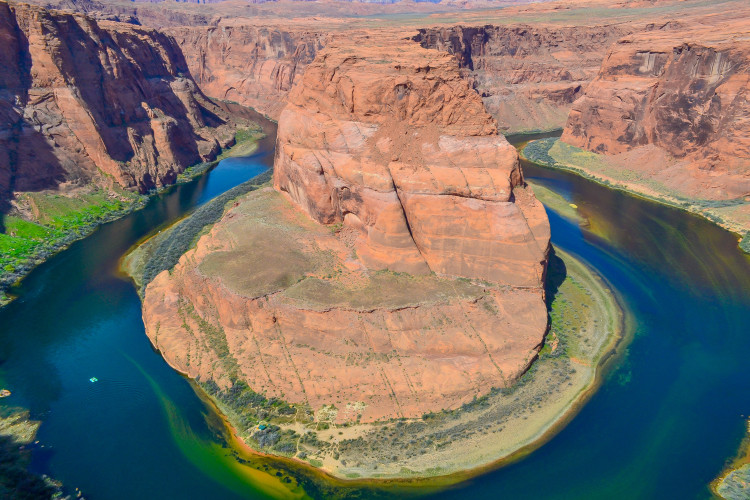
[0,129,748,499]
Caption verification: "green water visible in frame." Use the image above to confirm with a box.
[0,128,749,499]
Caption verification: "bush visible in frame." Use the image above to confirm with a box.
[740,233,750,254]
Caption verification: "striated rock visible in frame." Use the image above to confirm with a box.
[561,19,750,200]
[275,36,550,285]
[168,25,325,120]
[140,36,550,423]
[143,188,549,422]
[414,23,672,133]
[0,0,254,205]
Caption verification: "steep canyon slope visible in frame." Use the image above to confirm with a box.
[0,0,254,205]
[558,15,750,234]
[140,35,551,424]
[413,23,641,133]
[167,26,326,120]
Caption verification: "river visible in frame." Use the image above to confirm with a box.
[0,129,748,499]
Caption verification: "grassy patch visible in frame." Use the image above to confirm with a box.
[1,189,145,291]
[740,233,750,254]
[200,379,302,434]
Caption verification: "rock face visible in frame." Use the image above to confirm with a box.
[414,24,641,133]
[140,36,550,423]
[274,36,550,286]
[168,25,326,120]
[562,21,750,200]
[0,0,252,208]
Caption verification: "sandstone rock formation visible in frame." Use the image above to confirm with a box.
[561,19,750,201]
[0,0,254,210]
[168,25,325,120]
[414,23,674,133]
[141,36,550,423]
[274,36,550,285]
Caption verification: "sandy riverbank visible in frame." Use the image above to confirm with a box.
[712,418,750,500]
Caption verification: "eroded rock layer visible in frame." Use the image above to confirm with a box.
[414,24,641,133]
[143,189,549,422]
[141,37,551,423]
[274,36,550,286]
[168,25,326,120]
[561,20,750,200]
[0,1,253,200]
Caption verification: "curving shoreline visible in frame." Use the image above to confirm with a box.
[520,138,750,254]
[0,128,264,308]
[125,189,629,483]
[712,418,750,500]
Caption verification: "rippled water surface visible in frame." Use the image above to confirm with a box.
[0,130,748,499]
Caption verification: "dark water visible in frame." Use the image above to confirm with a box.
[0,129,748,499]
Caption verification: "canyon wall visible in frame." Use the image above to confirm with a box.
[168,25,326,120]
[169,22,659,133]
[141,36,551,423]
[414,23,640,132]
[0,0,253,209]
[561,22,750,200]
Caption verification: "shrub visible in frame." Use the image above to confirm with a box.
[739,232,750,254]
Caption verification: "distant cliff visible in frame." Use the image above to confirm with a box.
[561,22,750,201]
[414,23,643,133]
[168,25,326,119]
[0,0,253,209]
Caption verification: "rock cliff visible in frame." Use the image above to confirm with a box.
[414,23,665,133]
[561,21,750,201]
[275,36,549,285]
[167,25,325,120]
[140,36,551,423]
[0,0,254,209]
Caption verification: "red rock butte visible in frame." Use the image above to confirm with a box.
[141,35,551,423]
[274,36,550,287]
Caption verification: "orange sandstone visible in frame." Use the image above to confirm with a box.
[141,35,550,424]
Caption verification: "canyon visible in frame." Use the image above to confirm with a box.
[1,0,748,492]
[551,11,750,240]
[131,33,627,479]
[0,0,257,205]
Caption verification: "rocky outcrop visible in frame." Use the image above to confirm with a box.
[414,23,642,133]
[0,0,253,208]
[168,25,326,120]
[561,21,750,200]
[275,36,550,286]
[140,36,550,423]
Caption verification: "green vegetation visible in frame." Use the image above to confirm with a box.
[200,379,304,456]
[740,233,750,254]
[1,189,145,291]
